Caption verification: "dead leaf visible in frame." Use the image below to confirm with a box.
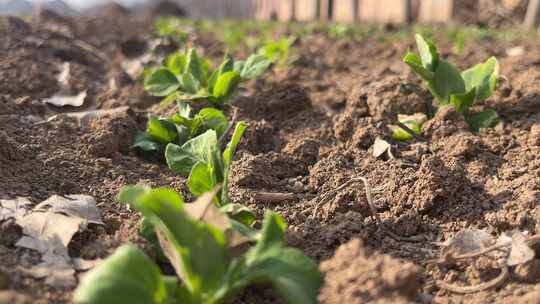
[500,231,535,266]
[43,91,87,107]
[42,63,87,107]
[0,197,31,221]
[372,137,391,158]
[443,229,494,255]
[34,194,104,225]
[12,194,103,287]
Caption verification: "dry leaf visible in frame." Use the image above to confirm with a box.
[0,197,31,221]
[34,194,104,225]
[500,231,535,266]
[42,63,87,107]
[443,229,494,255]
[13,194,103,287]
[372,137,391,158]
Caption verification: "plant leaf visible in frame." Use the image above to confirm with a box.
[415,34,439,71]
[188,162,214,197]
[165,130,218,175]
[73,245,169,304]
[131,188,230,298]
[220,203,255,227]
[239,54,271,80]
[466,109,499,131]
[242,212,322,304]
[144,68,180,97]
[166,52,187,76]
[132,131,162,152]
[186,48,206,87]
[221,122,247,204]
[147,116,178,145]
[432,60,466,104]
[461,56,499,102]
[198,108,228,137]
[213,71,241,103]
[450,88,477,113]
[403,52,434,81]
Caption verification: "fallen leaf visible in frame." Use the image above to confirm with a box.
[500,231,535,266]
[34,194,104,225]
[43,91,87,107]
[372,137,391,158]
[443,229,494,255]
[42,63,87,107]
[0,197,31,221]
[13,194,103,287]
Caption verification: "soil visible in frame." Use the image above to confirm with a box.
[1,7,540,304]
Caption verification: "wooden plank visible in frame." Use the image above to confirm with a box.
[255,0,273,20]
[295,0,319,21]
[358,0,411,23]
[523,0,540,28]
[277,0,295,21]
[418,0,454,23]
[333,0,357,23]
[319,0,331,20]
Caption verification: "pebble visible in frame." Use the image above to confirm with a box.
[292,181,304,193]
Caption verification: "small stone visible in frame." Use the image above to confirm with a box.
[292,181,304,193]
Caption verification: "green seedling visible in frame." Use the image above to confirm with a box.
[144,48,271,108]
[154,17,189,45]
[74,189,322,304]
[132,102,228,163]
[403,34,499,131]
[165,122,246,209]
[390,113,427,141]
[258,37,296,67]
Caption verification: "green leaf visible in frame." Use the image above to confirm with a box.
[220,203,255,227]
[221,122,247,204]
[177,102,192,119]
[165,130,218,175]
[432,60,466,104]
[403,52,434,81]
[450,88,476,113]
[242,212,322,304]
[186,48,206,87]
[188,162,214,197]
[132,131,161,152]
[390,113,426,141]
[415,34,439,71]
[73,245,169,304]
[213,71,241,104]
[223,122,247,168]
[131,189,230,299]
[166,52,187,76]
[198,108,228,138]
[466,109,499,131]
[180,73,201,94]
[238,54,271,79]
[147,116,178,145]
[461,56,499,102]
[117,185,148,207]
[208,54,234,93]
[144,68,180,97]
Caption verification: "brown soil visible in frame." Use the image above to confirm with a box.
[1,9,540,304]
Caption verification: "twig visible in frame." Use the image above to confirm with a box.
[253,192,295,203]
[436,265,509,294]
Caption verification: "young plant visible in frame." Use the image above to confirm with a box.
[403,34,500,131]
[132,102,228,163]
[165,121,246,209]
[144,48,271,108]
[154,17,189,45]
[74,189,322,304]
[390,113,427,141]
[258,37,296,67]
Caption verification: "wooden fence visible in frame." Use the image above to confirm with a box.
[257,0,540,28]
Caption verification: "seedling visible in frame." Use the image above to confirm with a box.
[258,37,296,67]
[390,113,427,141]
[165,122,246,208]
[154,17,189,45]
[144,48,271,108]
[403,34,500,131]
[74,189,322,304]
[132,102,228,163]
